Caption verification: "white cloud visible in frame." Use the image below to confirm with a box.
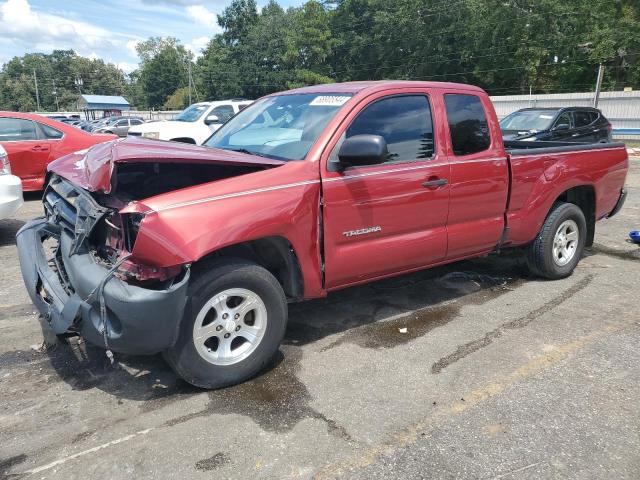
[0,0,115,49]
[126,40,140,58]
[186,4,218,30]
[185,36,210,58]
[117,62,138,74]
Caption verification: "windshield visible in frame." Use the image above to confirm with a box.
[500,110,558,132]
[175,104,209,122]
[204,93,353,161]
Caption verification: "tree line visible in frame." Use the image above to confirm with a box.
[1,0,638,112]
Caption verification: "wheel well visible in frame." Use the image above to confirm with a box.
[171,137,196,144]
[555,185,596,246]
[196,237,304,301]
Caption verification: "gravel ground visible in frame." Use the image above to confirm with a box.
[1,157,639,479]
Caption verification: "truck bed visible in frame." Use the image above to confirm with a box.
[504,140,628,246]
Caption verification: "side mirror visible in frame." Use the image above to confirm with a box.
[329,134,388,172]
[204,114,220,126]
[553,123,570,131]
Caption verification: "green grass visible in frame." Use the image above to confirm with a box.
[623,140,640,149]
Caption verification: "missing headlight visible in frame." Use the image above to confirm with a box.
[122,212,145,251]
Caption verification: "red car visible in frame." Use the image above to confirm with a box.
[0,112,116,191]
[17,81,628,388]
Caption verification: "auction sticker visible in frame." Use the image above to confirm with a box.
[310,95,351,106]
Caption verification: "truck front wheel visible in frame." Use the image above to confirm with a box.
[526,202,587,279]
[164,258,287,389]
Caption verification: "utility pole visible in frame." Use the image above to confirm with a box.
[52,79,59,112]
[74,75,83,111]
[75,75,83,94]
[33,69,41,111]
[188,61,193,105]
[593,63,605,108]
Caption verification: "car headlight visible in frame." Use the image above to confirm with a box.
[0,149,10,175]
[142,132,160,140]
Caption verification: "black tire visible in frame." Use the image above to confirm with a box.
[526,202,587,279]
[164,258,287,389]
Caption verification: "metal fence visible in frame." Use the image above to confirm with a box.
[490,90,640,138]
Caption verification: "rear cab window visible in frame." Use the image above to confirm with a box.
[444,94,490,156]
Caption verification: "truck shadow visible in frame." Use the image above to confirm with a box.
[26,251,531,405]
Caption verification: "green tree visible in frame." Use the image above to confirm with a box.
[164,86,190,109]
[136,37,190,108]
[0,50,127,111]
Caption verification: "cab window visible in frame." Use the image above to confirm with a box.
[444,94,490,156]
[343,95,434,164]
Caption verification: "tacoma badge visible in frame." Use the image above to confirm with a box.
[342,226,382,237]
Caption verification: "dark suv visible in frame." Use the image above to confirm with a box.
[500,107,612,143]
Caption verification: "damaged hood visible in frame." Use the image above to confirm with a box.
[47,137,285,193]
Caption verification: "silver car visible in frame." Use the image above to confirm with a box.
[95,117,145,137]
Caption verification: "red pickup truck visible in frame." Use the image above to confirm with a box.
[17,81,628,388]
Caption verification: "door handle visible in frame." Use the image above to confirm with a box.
[31,145,48,151]
[422,178,448,188]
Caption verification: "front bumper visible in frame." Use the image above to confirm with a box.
[607,187,627,218]
[16,218,190,355]
[0,174,23,219]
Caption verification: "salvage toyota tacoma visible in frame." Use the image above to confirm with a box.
[17,81,629,388]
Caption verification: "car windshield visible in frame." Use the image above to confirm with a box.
[204,93,353,161]
[175,104,209,122]
[500,110,558,131]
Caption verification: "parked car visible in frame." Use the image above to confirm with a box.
[0,112,117,191]
[0,144,23,219]
[83,117,112,132]
[93,117,145,137]
[127,99,252,145]
[45,115,69,122]
[16,81,628,389]
[500,107,612,143]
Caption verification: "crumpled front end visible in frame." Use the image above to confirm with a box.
[16,175,190,355]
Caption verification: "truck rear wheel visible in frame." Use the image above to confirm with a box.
[164,258,287,389]
[526,202,586,279]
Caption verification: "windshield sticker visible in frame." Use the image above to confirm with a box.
[539,114,554,119]
[310,96,351,107]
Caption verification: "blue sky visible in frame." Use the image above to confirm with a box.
[0,0,304,72]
